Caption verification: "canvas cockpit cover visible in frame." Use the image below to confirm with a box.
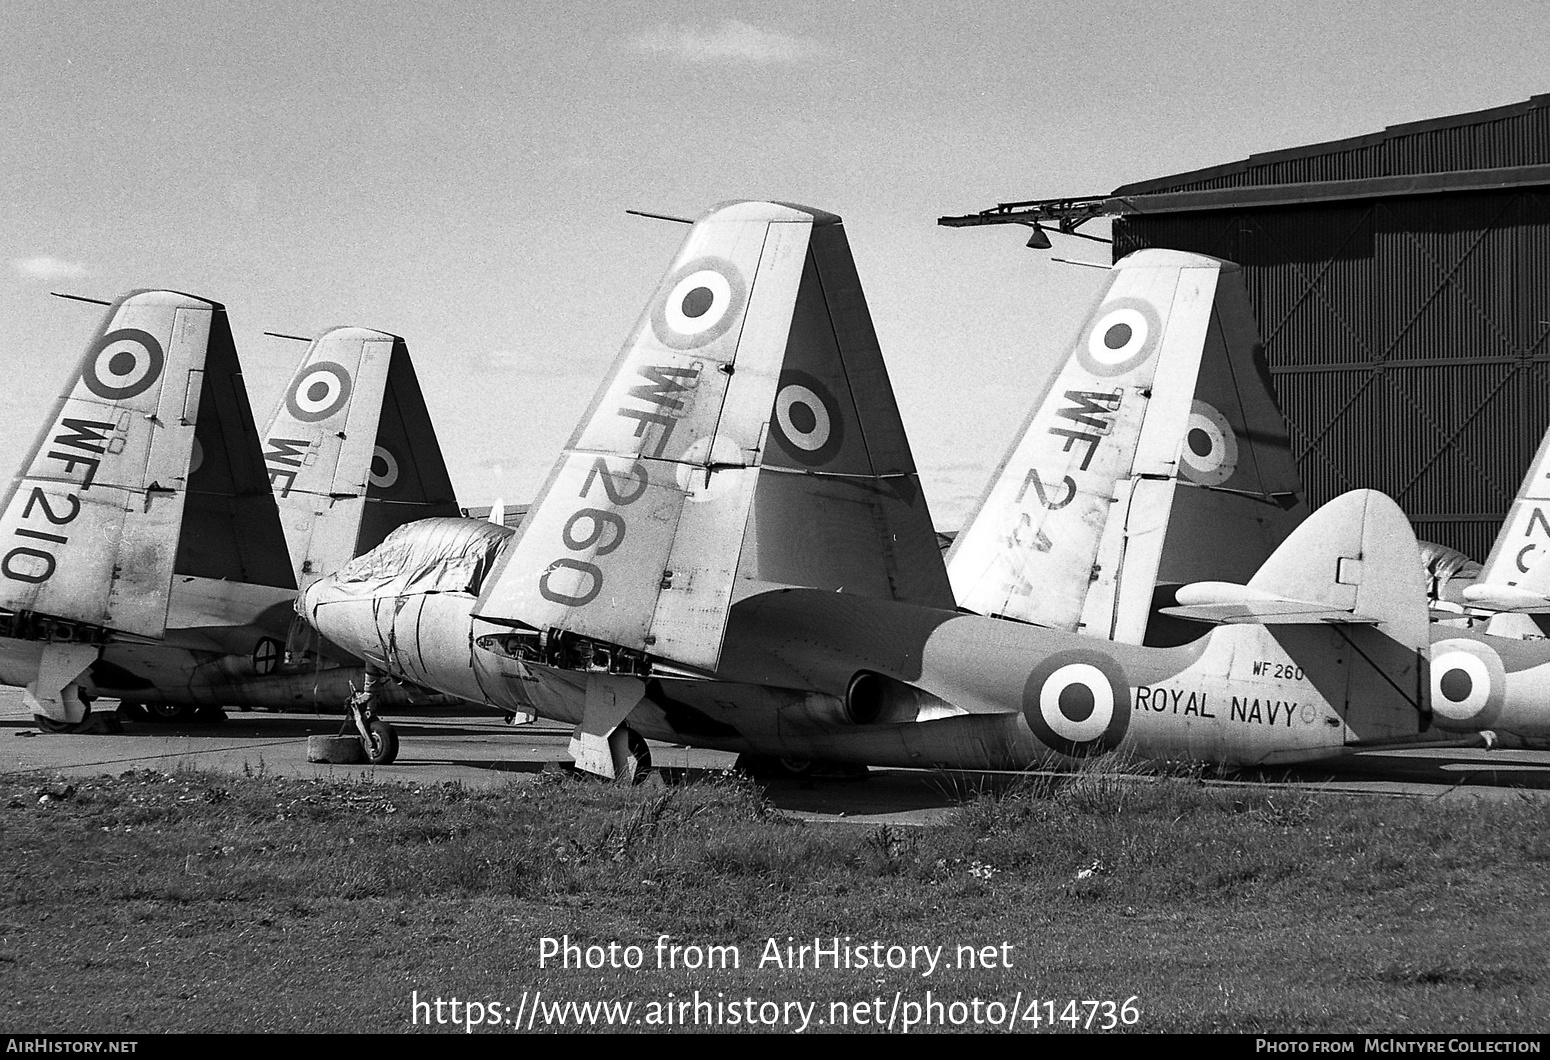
[330,517,512,597]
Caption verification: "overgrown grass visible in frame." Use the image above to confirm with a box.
[1,766,1546,1033]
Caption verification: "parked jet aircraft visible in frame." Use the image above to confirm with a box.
[300,202,1434,779]
[939,243,1550,752]
[0,290,297,731]
[1,298,470,754]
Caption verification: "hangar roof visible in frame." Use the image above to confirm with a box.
[1115,94,1550,195]
[939,95,1550,229]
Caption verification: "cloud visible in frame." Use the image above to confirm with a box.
[629,19,825,64]
[12,256,90,280]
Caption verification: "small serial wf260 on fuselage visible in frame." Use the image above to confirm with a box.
[301,200,1457,779]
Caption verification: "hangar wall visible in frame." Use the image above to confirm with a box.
[1110,95,1550,560]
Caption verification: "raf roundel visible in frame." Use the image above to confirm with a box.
[369,445,401,490]
[83,328,166,401]
[650,256,748,350]
[771,370,844,467]
[1179,400,1240,487]
[1022,650,1131,757]
[285,361,354,423]
[1428,639,1506,730]
[1076,298,1162,378]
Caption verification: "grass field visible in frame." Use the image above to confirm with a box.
[2,763,1547,1034]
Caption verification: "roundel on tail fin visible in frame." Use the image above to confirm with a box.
[1429,639,1505,730]
[770,369,844,466]
[286,361,353,422]
[1077,298,1162,378]
[369,444,401,491]
[1022,650,1131,757]
[84,328,165,400]
[1180,400,1240,487]
[650,257,747,350]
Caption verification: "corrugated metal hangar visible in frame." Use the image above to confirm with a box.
[943,95,1550,562]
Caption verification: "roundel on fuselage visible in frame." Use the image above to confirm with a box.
[84,328,165,401]
[770,369,844,467]
[1022,650,1132,757]
[649,256,747,350]
[1076,297,1162,378]
[1179,400,1239,487]
[1428,638,1506,731]
[286,361,353,422]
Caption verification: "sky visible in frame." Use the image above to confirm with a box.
[4,0,1550,529]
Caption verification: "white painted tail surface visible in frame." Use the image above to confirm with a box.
[0,292,214,636]
[947,250,1220,637]
[474,201,949,672]
[263,329,461,587]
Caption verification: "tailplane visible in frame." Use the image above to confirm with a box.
[1164,489,1429,741]
[1164,489,1427,642]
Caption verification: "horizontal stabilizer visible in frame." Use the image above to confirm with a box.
[1162,490,1427,646]
[1164,582,1378,625]
[1460,582,1550,614]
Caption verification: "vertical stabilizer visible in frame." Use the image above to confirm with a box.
[0,291,216,636]
[263,329,459,587]
[947,250,1220,637]
[1476,425,1550,592]
[474,201,948,672]
[1150,262,1304,587]
[175,309,295,590]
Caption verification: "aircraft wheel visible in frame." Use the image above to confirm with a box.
[363,719,399,766]
[146,702,194,723]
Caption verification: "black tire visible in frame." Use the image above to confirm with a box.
[363,719,399,765]
[33,707,90,734]
[146,702,194,723]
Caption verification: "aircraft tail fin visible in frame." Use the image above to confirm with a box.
[949,249,1305,642]
[0,291,221,637]
[175,307,295,591]
[1163,489,1428,643]
[474,201,949,672]
[1149,261,1304,585]
[263,329,460,586]
[1476,419,1550,592]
